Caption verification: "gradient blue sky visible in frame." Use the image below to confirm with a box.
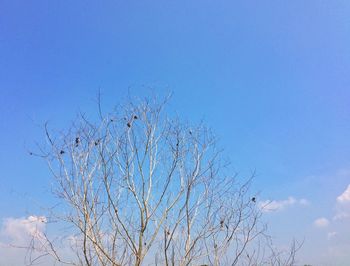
[1,1,350,265]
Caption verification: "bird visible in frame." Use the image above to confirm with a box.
[75,137,80,147]
[251,197,256,203]
[133,115,138,119]
[127,122,131,128]
[60,150,65,155]
[94,140,100,146]
[220,220,224,228]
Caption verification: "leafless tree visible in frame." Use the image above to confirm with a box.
[29,96,300,266]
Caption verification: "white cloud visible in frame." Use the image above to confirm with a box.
[332,184,350,221]
[314,217,329,228]
[259,197,309,212]
[296,170,350,265]
[0,215,49,265]
[337,184,350,204]
[1,215,47,245]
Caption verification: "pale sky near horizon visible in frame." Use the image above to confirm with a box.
[1,1,350,265]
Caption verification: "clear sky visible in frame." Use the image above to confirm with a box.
[0,1,350,265]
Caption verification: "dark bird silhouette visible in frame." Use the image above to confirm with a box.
[133,115,138,119]
[94,140,100,146]
[75,137,80,146]
[251,197,256,203]
[60,150,65,155]
[127,122,131,128]
[220,220,224,228]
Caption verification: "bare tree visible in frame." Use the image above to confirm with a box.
[29,96,299,266]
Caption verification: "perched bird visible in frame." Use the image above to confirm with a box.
[251,197,256,203]
[127,122,131,128]
[220,220,224,228]
[94,140,100,146]
[60,150,65,155]
[133,115,138,119]
[75,137,80,147]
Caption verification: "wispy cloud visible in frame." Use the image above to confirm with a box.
[337,184,350,204]
[259,196,309,212]
[327,231,337,239]
[313,217,329,228]
[333,211,350,221]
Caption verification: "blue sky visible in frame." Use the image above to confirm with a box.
[0,1,350,265]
